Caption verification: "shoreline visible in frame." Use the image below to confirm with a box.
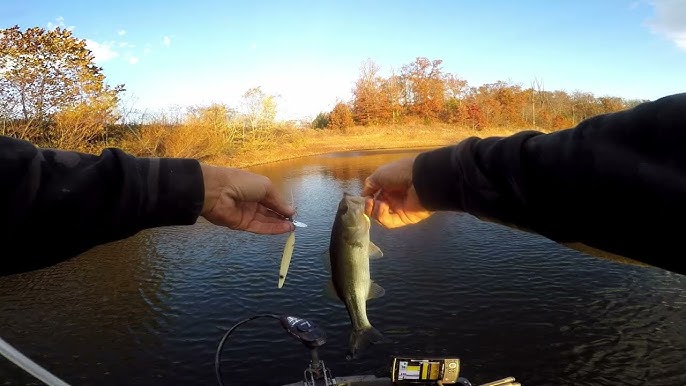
[228,143,448,168]
[208,125,527,168]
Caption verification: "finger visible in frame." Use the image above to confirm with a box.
[391,198,432,225]
[372,199,405,229]
[393,206,414,225]
[257,204,294,221]
[246,220,295,235]
[371,197,383,223]
[408,210,432,223]
[253,210,295,225]
[384,194,412,223]
[247,210,295,233]
[364,197,374,216]
[362,176,380,197]
[261,185,295,218]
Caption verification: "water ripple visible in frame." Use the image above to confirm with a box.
[1,151,685,386]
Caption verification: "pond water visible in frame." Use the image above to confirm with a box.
[1,148,684,386]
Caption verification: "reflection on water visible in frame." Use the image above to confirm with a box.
[1,149,685,386]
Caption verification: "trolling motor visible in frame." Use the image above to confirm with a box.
[214,313,336,386]
[279,316,336,386]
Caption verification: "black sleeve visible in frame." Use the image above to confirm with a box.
[0,136,205,275]
[412,92,686,275]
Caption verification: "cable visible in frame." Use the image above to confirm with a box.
[0,336,70,386]
[214,314,280,386]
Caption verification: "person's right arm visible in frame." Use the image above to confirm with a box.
[365,92,686,274]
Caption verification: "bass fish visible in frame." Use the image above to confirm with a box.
[326,193,385,359]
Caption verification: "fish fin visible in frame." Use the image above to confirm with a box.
[368,241,383,259]
[321,249,331,272]
[367,281,385,300]
[347,326,385,360]
[323,279,339,300]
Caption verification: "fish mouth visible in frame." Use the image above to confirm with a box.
[342,195,365,217]
[338,193,367,228]
[342,192,365,207]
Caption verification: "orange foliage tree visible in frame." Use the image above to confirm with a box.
[338,57,646,132]
[328,102,354,130]
[352,59,390,125]
[401,57,446,121]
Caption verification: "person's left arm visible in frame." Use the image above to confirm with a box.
[1,136,294,275]
[1,136,205,273]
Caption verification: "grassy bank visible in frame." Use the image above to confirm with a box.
[205,124,531,168]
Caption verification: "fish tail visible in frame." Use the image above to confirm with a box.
[347,325,385,360]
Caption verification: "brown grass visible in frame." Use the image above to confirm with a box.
[206,123,532,168]
[5,115,542,168]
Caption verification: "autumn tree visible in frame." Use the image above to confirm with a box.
[380,72,405,124]
[0,25,124,147]
[401,57,446,121]
[545,90,575,129]
[328,102,354,130]
[442,73,468,124]
[241,86,277,138]
[529,78,544,127]
[470,81,528,127]
[570,91,602,123]
[598,96,625,113]
[352,59,389,125]
[462,89,486,130]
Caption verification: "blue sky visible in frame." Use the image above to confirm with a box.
[1,0,684,121]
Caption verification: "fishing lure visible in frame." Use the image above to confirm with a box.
[278,231,295,289]
[277,191,306,288]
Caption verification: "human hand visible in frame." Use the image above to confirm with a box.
[200,164,295,234]
[362,156,433,228]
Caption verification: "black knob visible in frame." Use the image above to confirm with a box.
[279,315,327,348]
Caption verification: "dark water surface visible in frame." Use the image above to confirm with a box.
[1,149,685,386]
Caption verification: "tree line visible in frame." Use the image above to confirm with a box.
[315,58,646,131]
[1,25,648,158]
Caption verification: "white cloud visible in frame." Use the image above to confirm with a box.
[86,39,119,63]
[129,56,139,65]
[47,16,75,31]
[118,29,127,36]
[144,46,152,55]
[163,36,171,47]
[647,0,686,50]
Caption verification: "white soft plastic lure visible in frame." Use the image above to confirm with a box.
[277,191,306,288]
[278,231,295,289]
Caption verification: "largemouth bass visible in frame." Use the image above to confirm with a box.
[327,193,385,359]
